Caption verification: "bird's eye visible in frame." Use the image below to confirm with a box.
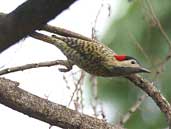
[131,60,136,64]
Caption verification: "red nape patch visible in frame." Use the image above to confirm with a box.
[114,54,126,61]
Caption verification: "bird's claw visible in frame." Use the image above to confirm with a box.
[58,66,72,72]
[58,60,73,72]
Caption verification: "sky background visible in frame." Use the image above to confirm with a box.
[0,0,121,128]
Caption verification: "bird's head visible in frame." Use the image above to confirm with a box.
[106,54,150,76]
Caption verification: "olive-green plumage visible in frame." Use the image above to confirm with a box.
[51,35,150,77]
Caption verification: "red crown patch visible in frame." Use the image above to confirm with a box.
[114,54,126,61]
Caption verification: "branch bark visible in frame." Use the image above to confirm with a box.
[0,77,121,129]
[43,24,93,42]
[126,75,171,127]
[0,60,70,75]
[0,0,76,52]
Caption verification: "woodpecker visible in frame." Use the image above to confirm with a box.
[45,34,150,77]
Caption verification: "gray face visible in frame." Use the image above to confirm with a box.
[109,58,150,76]
[109,66,150,77]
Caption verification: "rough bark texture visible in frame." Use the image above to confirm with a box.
[126,74,171,126]
[0,0,76,52]
[0,77,121,129]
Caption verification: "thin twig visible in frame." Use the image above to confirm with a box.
[0,60,70,76]
[92,1,111,40]
[128,32,151,63]
[63,75,71,90]
[68,71,85,107]
[118,94,147,125]
[78,71,85,113]
[146,0,171,48]
[90,75,99,117]
[99,101,106,120]
[92,2,104,40]
[153,49,171,81]
[145,0,171,78]
[90,75,106,119]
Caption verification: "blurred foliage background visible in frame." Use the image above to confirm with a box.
[88,0,171,129]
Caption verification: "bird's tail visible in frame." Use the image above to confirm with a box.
[30,32,69,51]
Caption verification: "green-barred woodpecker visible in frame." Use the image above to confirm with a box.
[51,35,150,77]
[32,32,150,77]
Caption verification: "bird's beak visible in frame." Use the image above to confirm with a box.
[140,67,151,73]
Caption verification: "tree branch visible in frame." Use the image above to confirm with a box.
[0,77,121,129]
[0,0,76,52]
[118,94,147,126]
[126,75,171,126]
[0,60,70,75]
[43,24,93,42]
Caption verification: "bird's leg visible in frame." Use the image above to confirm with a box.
[58,60,74,72]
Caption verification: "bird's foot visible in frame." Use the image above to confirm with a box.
[58,60,73,72]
